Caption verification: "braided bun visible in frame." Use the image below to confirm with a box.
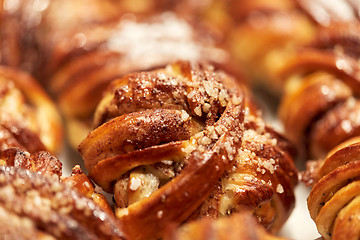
[79,61,298,239]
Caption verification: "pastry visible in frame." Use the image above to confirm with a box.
[0,66,63,154]
[0,145,113,213]
[307,137,360,240]
[79,61,298,239]
[279,22,360,159]
[0,165,124,240]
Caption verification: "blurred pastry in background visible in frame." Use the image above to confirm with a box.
[0,66,63,154]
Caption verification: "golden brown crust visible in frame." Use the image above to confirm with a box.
[79,61,297,239]
[81,109,203,172]
[80,61,246,239]
[62,165,114,217]
[116,99,244,239]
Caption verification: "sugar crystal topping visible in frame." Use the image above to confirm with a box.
[106,13,227,69]
[0,166,122,238]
